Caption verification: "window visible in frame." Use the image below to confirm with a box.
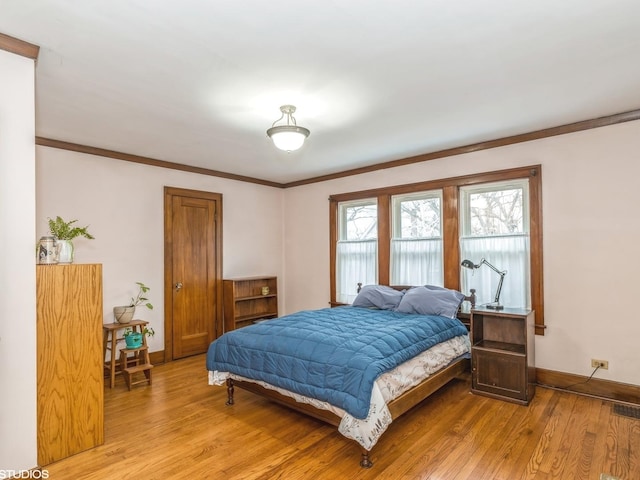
[336,199,378,303]
[329,165,545,333]
[460,180,530,309]
[390,191,443,285]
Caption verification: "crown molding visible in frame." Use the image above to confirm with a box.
[0,32,39,60]
[36,108,640,189]
[35,137,283,188]
[283,108,640,188]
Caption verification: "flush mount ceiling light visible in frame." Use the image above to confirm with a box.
[266,105,310,152]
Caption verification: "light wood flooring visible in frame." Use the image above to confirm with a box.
[43,354,639,479]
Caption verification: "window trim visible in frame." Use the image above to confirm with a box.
[329,165,545,334]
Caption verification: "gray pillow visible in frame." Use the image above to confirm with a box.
[395,286,465,318]
[352,285,405,310]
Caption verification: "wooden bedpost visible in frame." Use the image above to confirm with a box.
[469,288,476,307]
[226,378,235,406]
[360,450,373,468]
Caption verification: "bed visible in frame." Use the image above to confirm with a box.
[206,284,475,467]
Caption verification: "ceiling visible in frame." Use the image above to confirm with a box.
[2,1,640,185]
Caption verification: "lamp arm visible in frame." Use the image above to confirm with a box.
[493,271,506,304]
[479,258,507,304]
[479,258,503,275]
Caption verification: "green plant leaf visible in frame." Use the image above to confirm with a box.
[47,216,95,240]
[128,282,153,309]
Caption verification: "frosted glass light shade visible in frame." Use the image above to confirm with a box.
[266,105,310,152]
[267,125,310,152]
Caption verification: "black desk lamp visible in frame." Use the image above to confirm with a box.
[461,258,507,310]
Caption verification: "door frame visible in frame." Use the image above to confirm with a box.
[163,186,223,362]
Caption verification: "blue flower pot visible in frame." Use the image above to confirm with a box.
[124,332,143,349]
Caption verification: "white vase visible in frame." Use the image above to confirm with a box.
[57,240,74,264]
[114,306,135,324]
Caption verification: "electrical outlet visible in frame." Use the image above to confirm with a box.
[591,359,609,370]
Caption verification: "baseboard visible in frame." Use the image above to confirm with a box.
[150,350,165,365]
[536,368,640,406]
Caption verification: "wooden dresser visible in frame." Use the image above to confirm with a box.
[36,264,104,465]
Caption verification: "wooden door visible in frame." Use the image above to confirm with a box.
[164,187,223,360]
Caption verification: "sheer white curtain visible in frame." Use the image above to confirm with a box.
[336,240,377,303]
[460,234,530,308]
[390,238,443,286]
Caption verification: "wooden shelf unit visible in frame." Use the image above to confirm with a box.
[223,276,278,331]
[470,307,535,405]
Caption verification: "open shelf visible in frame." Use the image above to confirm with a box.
[224,276,278,332]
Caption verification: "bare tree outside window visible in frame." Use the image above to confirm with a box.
[343,204,377,240]
[398,198,441,238]
[469,188,524,236]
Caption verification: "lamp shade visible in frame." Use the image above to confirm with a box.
[266,105,310,152]
[267,125,310,152]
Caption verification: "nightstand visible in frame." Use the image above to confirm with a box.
[470,307,535,405]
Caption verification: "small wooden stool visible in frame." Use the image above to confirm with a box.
[119,345,153,390]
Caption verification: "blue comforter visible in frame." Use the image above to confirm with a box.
[206,307,467,419]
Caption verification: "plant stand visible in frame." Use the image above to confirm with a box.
[102,319,150,388]
[119,345,153,390]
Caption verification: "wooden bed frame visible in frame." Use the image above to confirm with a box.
[223,286,476,468]
[225,355,469,468]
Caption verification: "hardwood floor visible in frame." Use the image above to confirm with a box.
[43,354,639,479]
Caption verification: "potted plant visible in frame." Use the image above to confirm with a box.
[123,326,155,349]
[47,216,95,264]
[113,282,154,324]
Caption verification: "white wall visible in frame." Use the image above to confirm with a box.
[0,50,37,470]
[283,120,640,387]
[36,148,284,354]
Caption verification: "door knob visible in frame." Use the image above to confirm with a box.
[175,282,183,291]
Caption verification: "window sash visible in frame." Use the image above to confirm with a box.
[459,179,530,309]
[392,191,442,239]
[339,199,378,241]
[460,179,529,237]
[390,190,443,285]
